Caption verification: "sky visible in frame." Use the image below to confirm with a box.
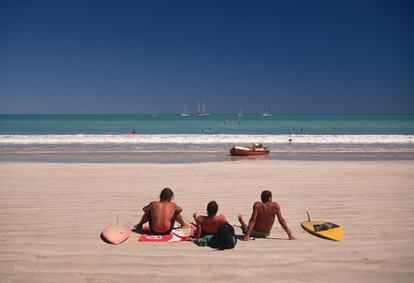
[0,0,413,114]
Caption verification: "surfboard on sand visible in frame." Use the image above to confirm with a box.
[301,212,343,241]
[102,224,132,245]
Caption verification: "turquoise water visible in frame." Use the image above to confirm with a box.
[1,114,414,135]
[1,114,413,153]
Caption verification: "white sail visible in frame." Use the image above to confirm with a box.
[262,105,272,117]
[198,101,210,116]
[180,104,190,116]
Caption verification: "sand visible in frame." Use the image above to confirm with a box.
[0,160,413,282]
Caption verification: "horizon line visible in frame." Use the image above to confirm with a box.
[0,113,414,116]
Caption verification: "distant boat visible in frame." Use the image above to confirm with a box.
[238,107,244,117]
[197,101,210,117]
[230,143,270,156]
[180,104,190,117]
[152,108,158,117]
[262,105,272,117]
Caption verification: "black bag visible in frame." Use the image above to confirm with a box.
[214,223,237,250]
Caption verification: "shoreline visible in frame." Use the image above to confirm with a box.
[1,151,414,163]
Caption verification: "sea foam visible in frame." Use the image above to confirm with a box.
[1,134,413,145]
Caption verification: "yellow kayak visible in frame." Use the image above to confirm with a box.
[301,212,343,241]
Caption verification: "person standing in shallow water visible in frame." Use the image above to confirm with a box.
[193,201,227,238]
[135,188,189,235]
[238,190,296,241]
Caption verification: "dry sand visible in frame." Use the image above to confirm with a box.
[0,160,413,282]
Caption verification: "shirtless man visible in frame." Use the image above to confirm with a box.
[135,188,189,235]
[238,190,296,241]
[193,201,227,238]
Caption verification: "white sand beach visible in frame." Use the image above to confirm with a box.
[0,160,413,282]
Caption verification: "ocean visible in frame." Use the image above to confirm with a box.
[0,115,413,159]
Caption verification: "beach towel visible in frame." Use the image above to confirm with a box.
[138,225,195,242]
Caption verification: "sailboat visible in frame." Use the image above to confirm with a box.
[180,104,190,117]
[152,107,158,117]
[197,101,210,117]
[262,105,272,117]
[238,107,244,117]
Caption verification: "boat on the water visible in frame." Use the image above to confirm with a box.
[230,143,270,156]
[238,107,243,117]
[262,105,272,117]
[180,104,190,116]
[197,101,210,117]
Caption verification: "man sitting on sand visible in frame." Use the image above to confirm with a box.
[135,188,189,235]
[238,190,296,241]
[193,201,227,238]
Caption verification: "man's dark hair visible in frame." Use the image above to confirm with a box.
[207,201,218,217]
[160,188,174,202]
[261,190,272,202]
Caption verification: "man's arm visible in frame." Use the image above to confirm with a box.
[195,216,202,238]
[142,202,152,213]
[274,203,296,240]
[174,204,183,214]
[244,203,259,241]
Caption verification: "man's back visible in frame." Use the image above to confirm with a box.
[135,187,188,234]
[253,202,278,233]
[239,190,295,240]
[150,201,178,233]
[197,214,227,235]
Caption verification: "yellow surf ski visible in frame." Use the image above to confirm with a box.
[301,212,343,241]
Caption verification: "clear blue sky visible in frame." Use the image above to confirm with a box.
[0,0,413,114]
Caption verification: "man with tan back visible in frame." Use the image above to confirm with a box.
[238,190,296,241]
[135,188,189,235]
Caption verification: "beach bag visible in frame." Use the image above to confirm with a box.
[193,223,237,250]
[215,223,237,250]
